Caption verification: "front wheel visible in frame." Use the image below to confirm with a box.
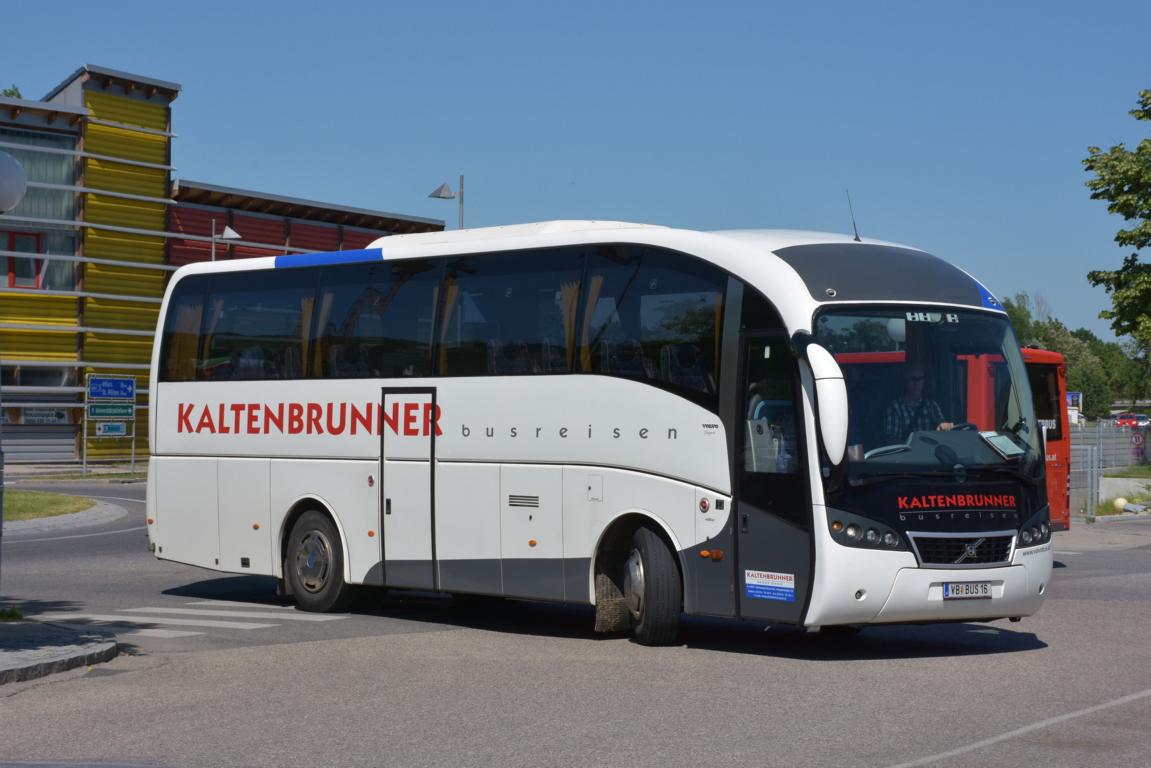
[622,526,682,645]
[286,510,353,613]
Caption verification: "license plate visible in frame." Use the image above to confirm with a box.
[942,581,992,600]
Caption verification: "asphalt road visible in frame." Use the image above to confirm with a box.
[3,481,1151,767]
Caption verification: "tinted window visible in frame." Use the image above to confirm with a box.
[314,260,439,378]
[438,249,584,376]
[159,275,207,382]
[1027,364,1063,441]
[581,245,724,406]
[200,269,316,381]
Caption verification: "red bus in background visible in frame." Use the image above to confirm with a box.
[833,346,1070,531]
[1021,348,1070,530]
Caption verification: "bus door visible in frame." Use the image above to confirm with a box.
[734,334,813,624]
[380,387,438,590]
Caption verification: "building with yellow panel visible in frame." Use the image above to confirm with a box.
[0,65,442,462]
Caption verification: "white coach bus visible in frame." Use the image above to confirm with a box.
[147,221,1052,644]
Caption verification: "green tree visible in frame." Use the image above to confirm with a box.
[1,85,21,98]
[1083,89,1151,356]
[1002,292,1037,345]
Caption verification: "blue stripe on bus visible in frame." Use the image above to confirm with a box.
[274,248,384,269]
[975,281,1005,312]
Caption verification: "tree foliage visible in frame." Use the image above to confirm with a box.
[1003,291,1146,418]
[0,85,21,98]
[1084,89,1151,354]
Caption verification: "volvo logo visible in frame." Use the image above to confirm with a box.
[955,538,985,564]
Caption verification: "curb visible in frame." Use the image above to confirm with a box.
[2,499,129,535]
[0,622,119,685]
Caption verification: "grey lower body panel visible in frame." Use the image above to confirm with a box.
[376,557,593,604]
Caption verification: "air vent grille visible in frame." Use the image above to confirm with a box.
[508,495,540,508]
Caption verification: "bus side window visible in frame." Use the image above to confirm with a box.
[159,276,207,382]
[438,249,583,377]
[198,269,316,381]
[583,245,724,406]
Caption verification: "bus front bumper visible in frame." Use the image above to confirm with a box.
[869,544,1052,624]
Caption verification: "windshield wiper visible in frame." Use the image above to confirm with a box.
[849,470,958,488]
[966,465,1039,487]
[849,465,1039,488]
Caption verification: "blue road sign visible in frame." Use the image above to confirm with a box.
[88,376,136,400]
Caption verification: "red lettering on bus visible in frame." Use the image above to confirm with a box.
[382,402,399,434]
[326,402,347,435]
[178,403,194,433]
[351,403,373,435]
[196,405,215,434]
[265,403,283,433]
[246,403,260,434]
[288,403,304,434]
[403,402,419,435]
[306,403,322,434]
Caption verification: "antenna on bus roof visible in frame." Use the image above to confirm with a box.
[845,189,861,242]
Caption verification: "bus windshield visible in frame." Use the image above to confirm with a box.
[814,308,1042,485]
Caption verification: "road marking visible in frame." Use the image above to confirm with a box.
[123,606,345,622]
[38,612,278,630]
[2,526,146,544]
[1054,550,1081,555]
[122,628,204,639]
[883,687,1151,768]
[185,599,295,610]
[85,494,146,504]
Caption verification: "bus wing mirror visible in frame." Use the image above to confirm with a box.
[806,343,848,466]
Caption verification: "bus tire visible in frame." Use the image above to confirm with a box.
[286,510,353,613]
[624,525,682,645]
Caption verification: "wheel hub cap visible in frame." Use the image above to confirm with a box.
[623,548,645,620]
[296,531,332,594]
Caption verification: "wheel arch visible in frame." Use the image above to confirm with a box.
[588,510,686,606]
[277,495,352,584]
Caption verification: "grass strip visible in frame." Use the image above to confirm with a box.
[2,489,96,522]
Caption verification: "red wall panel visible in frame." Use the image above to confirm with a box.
[290,221,340,252]
[341,229,382,249]
[232,214,286,248]
[169,206,217,237]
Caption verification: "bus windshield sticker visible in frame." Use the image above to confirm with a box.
[979,431,1026,459]
[905,312,959,324]
[744,570,796,602]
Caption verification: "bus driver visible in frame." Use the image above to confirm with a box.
[884,365,954,443]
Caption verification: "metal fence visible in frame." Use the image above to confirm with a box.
[1070,422,1150,520]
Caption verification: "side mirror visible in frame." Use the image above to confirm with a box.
[806,343,848,466]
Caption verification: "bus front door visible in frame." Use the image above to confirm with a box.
[380,388,438,590]
[734,335,813,625]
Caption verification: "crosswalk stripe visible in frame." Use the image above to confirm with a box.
[46,622,203,640]
[123,606,346,622]
[184,599,296,610]
[122,628,204,639]
[39,612,277,630]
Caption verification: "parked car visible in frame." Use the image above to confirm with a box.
[1136,414,1151,428]
[1114,412,1138,428]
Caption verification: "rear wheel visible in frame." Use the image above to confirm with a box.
[286,510,353,613]
[623,526,682,645]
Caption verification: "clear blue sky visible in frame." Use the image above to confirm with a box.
[4,0,1149,341]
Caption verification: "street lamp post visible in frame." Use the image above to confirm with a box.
[428,174,464,230]
[210,219,242,261]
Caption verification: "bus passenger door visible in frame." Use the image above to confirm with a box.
[734,335,812,625]
[380,388,438,590]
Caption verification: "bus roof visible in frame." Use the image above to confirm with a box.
[168,220,1006,335]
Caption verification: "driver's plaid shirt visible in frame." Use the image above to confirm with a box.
[885,397,946,441]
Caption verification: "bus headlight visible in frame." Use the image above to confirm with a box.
[828,509,907,552]
[1018,507,1052,548]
